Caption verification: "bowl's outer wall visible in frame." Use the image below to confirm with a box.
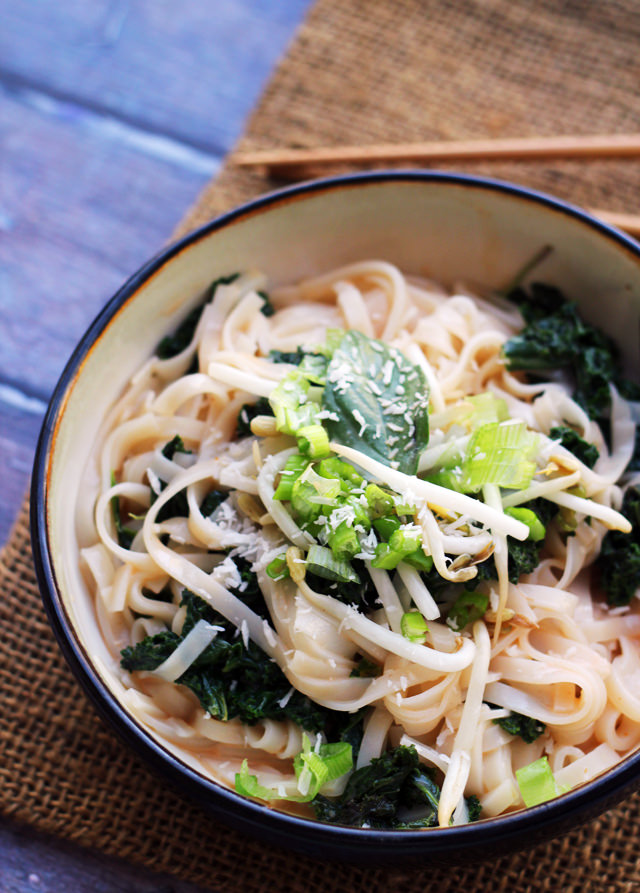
[32,171,640,862]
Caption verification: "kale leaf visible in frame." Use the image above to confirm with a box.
[110,471,137,549]
[258,290,275,317]
[506,281,566,324]
[493,711,546,743]
[549,426,599,469]
[596,485,640,606]
[475,538,544,585]
[236,396,274,438]
[199,489,229,518]
[313,744,481,828]
[156,274,240,360]
[269,348,307,364]
[323,331,430,475]
[305,565,380,612]
[503,300,618,419]
[161,434,192,460]
[313,745,421,827]
[121,572,361,739]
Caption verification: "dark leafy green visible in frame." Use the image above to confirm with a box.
[121,575,362,739]
[447,590,489,631]
[161,435,192,460]
[503,300,618,419]
[323,331,430,474]
[476,538,543,584]
[493,711,546,743]
[596,485,640,606]
[306,566,379,612]
[156,274,240,360]
[507,281,566,324]
[549,426,599,469]
[313,744,481,828]
[258,290,275,317]
[110,471,136,549]
[199,489,229,518]
[236,396,274,438]
[269,348,307,364]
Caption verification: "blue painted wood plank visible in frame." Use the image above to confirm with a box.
[0,388,46,545]
[0,82,215,400]
[0,0,311,153]
[0,816,210,893]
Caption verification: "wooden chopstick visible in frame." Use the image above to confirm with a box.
[234,133,640,176]
[233,135,640,238]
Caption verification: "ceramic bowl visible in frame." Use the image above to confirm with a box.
[31,171,640,864]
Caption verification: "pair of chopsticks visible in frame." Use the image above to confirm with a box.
[233,134,640,236]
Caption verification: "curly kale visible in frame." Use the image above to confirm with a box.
[156,274,240,360]
[475,538,544,585]
[120,571,362,740]
[507,280,567,324]
[313,745,481,828]
[305,566,380,612]
[503,298,618,419]
[493,711,546,743]
[549,426,599,469]
[596,485,640,606]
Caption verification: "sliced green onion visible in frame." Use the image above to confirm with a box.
[290,480,324,522]
[516,756,562,807]
[315,327,345,358]
[273,453,310,501]
[328,521,360,561]
[306,544,360,583]
[394,497,417,516]
[298,353,329,384]
[504,507,546,542]
[371,542,404,570]
[235,760,280,801]
[401,611,429,643]
[298,464,342,500]
[317,456,364,488]
[297,424,330,458]
[365,483,396,518]
[293,734,353,799]
[447,590,489,631]
[466,392,510,426]
[389,524,422,556]
[266,554,290,580]
[373,516,401,541]
[403,549,434,572]
[461,420,539,492]
[269,371,320,435]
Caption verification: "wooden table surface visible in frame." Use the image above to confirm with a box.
[0,1,310,889]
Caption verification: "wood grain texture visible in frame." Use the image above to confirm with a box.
[0,0,310,152]
[0,816,209,893]
[0,0,312,547]
[0,82,216,398]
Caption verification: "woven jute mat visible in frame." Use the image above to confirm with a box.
[4,1,640,890]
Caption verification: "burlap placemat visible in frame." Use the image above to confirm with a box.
[3,1,640,890]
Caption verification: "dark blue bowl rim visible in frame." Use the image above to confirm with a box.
[30,169,640,856]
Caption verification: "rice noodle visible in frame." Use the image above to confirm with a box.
[79,261,640,828]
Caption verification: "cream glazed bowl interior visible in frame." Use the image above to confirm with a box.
[32,172,640,864]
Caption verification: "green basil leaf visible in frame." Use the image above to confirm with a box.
[322,331,429,474]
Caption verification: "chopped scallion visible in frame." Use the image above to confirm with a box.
[504,506,546,542]
[306,544,360,583]
[401,611,429,643]
[516,756,564,807]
